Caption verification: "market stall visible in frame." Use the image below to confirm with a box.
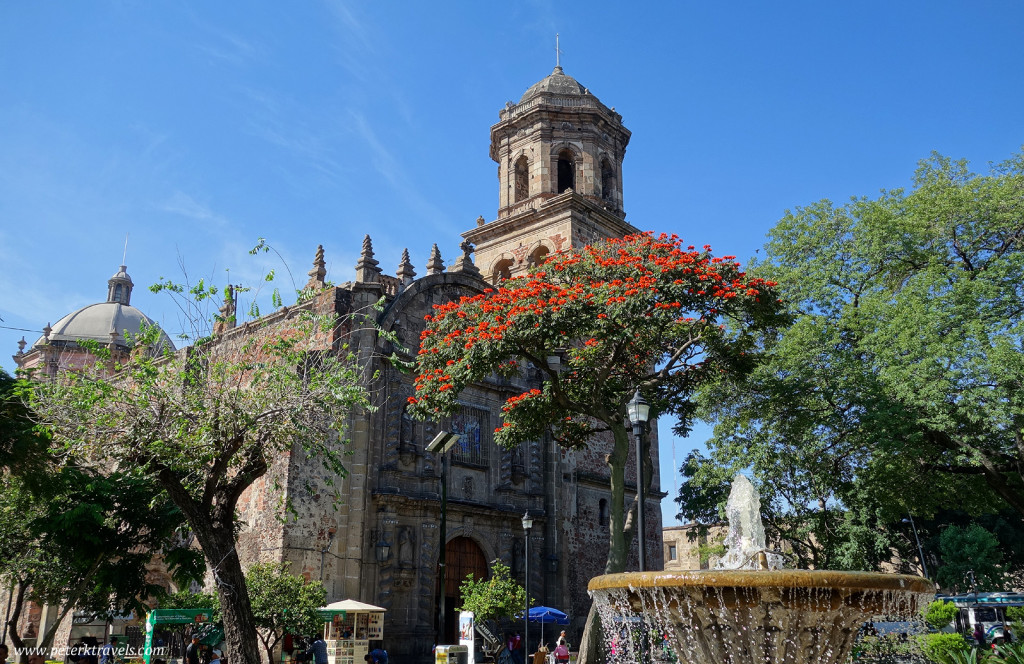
[317,600,386,664]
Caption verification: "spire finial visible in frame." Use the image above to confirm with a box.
[305,244,327,291]
[122,233,129,266]
[397,248,416,285]
[354,235,382,284]
[451,240,481,278]
[555,33,563,71]
[426,244,445,275]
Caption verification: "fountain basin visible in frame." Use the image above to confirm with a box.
[589,570,935,664]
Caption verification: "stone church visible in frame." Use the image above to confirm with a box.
[11,65,664,663]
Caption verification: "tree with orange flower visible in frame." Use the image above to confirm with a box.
[408,232,785,576]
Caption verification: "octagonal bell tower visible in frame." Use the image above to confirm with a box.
[463,66,635,283]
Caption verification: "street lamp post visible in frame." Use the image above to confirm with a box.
[427,431,462,645]
[626,389,650,572]
[522,512,533,657]
[902,512,929,580]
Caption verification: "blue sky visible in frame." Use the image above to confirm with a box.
[2,1,1023,528]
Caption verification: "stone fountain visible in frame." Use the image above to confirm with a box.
[588,475,935,664]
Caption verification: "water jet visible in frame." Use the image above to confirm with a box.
[588,476,934,663]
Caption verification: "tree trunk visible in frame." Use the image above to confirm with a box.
[193,520,262,664]
[6,578,29,663]
[157,469,262,664]
[578,425,633,664]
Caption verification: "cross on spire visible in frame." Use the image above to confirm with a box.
[555,33,563,69]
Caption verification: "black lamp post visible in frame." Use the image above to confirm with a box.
[522,511,533,656]
[901,512,929,580]
[427,431,462,645]
[626,388,650,572]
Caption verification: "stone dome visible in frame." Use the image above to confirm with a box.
[37,302,175,351]
[519,66,590,103]
[34,264,175,353]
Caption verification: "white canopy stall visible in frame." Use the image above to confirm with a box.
[317,600,386,664]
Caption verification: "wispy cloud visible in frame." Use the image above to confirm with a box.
[160,191,232,229]
[184,9,262,66]
[344,110,447,224]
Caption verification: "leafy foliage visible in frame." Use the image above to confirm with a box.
[410,232,784,574]
[682,149,1024,569]
[923,600,958,631]
[26,266,370,664]
[456,560,527,624]
[936,524,1005,590]
[915,633,974,664]
[246,562,326,664]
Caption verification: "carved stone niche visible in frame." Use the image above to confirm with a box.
[398,406,418,467]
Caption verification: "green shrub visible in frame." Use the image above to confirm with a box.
[923,600,958,631]
[917,632,970,664]
[992,641,1024,664]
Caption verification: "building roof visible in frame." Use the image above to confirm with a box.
[38,301,174,350]
[519,66,590,103]
[33,263,175,353]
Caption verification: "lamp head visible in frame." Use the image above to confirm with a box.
[626,388,650,425]
[427,431,461,454]
[522,512,534,531]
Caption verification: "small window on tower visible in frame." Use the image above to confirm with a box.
[514,155,529,203]
[493,258,513,284]
[598,499,608,527]
[668,545,677,561]
[601,158,615,202]
[114,284,123,303]
[557,150,575,193]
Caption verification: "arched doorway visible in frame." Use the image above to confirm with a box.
[438,536,488,644]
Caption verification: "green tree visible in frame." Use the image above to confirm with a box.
[246,562,326,664]
[456,560,527,624]
[924,600,958,631]
[936,524,1005,591]
[409,232,785,661]
[682,149,1024,569]
[0,467,200,660]
[26,275,369,664]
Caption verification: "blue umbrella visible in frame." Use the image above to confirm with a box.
[520,606,570,648]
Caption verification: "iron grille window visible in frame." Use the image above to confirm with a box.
[450,405,490,466]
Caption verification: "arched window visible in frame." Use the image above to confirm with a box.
[557,150,575,193]
[601,158,615,202]
[598,499,608,527]
[530,246,550,267]
[514,155,529,203]
[114,284,123,303]
[493,258,513,284]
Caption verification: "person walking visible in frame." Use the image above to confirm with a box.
[185,636,201,664]
[100,637,119,664]
[305,635,328,664]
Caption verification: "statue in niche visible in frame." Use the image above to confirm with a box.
[398,526,415,568]
[511,445,526,484]
[462,476,474,500]
[400,407,414,450]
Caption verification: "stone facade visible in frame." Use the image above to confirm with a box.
[6,66,665,664]
[231,67,664,663]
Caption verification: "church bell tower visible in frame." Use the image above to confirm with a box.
[463,65,635,283]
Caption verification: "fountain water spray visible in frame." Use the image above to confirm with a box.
[588,475,934,664]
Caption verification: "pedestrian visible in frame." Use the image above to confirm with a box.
[363,648,388,664]
[557,631,567,647]
[186,635,201,664]
[305,635,328,664]
[973,624,986,649]
[553,642,569,664]
[0,643,9,664]
[100,637,119,664]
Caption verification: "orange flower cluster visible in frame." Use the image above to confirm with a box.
[411,232,778,418]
